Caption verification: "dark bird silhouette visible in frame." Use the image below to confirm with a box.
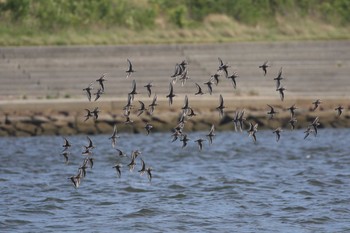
[144,82,153,97]
[204,79,214,95]
[259,61,269,76]
[128,79,137,100]
[83,82,93,102]
[335,105,344,116]
[126,59,135,78]
[181,95,190,112]
[68,175,81,188]
[123,94,133,111]
[287,104,297,118]
[96,74,106,92]
[138,158,147,176]
[195,138,206,151]
[84,136,95,150]
[91,107,100,120]
[206,124,215,145]
[84,108,93,122]
[137,101,146,116]
[247,122,258,142]
[146,167,153,182]
[194,83,204,95]
[227,72,238,89]
[109,124,119,148]
[113,163,122,178]
[216,94,225,117]
[94,88,104,101]
[115,148,127,157]
[148,94,157,115]
[187,107,197,118]
[62,137,71,152]
[61,151,70,164]
[309,116,320,136]
[166,82,176,106]
[277,86,286,101]
[273,127,282,142]
[217,57,229,78]
[180,134,190,148]
[304,126,314,139]
[311,99,322,111]
[144,122,153,135]
[267,104,278,119]
[289,118,297,130]
[211,73,220,86]
[274,67,283,89]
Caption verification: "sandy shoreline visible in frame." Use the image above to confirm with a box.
[0,41,349,136]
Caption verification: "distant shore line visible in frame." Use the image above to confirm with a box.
[0,97,349,137]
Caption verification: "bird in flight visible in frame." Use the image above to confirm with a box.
[259,61,269,76]
[126,59,135,78]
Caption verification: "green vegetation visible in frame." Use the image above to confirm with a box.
[0,0,349,46]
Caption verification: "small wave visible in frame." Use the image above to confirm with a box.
[307,179,326,187]
[3,219,32,226]
[124,208,158,218]
[168,184,186,189]
[123,186,149,193]
[298,216,333,224]
[168,193,187,199]
[282,206,308,212]
[296,190,315,196]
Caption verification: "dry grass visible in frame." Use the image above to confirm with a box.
[0,14,349,46]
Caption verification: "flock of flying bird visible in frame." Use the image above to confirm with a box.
[61,57,345,188]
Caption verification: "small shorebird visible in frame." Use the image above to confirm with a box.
[287,104,297,118]
[126,59,135,78]
[247,122,258,142]
[211,73,220,86]
[277,86,286,101]
[96,74,106,92]
[84,108,93,122]
[194,83,204,95]
[91,107,100,120]
[144,122,153,135]
[217,57,229,78]
[137,101,146,116]
[146,167,153,182]
[289,118,297,130]
[83,82,93,102]
[227,72,238,89]
[84,136,95,150]
[259,61,269,76]
[335,105,344,116]
[62,137,71,151]
[311,99,322,111]
[267,104,278,119]
[195,138,206,151]
[216,94,225,118]
[128,79,137,100]
[148,94,157,115]
[144,82,153,97]
[61,151,70,164]
[94,88,104,101]
[273,127,282,142]
[115,148,127,157]
[274,67,283,89]
[138,159,146,176]
[206,124,215,145]
[68,175,81,188]
[304,126,314,139]
[113,163,122,178]
[109,124,119,148]
[310,116,320,136]
[204,79,213,95]
[180,134,190,148]
[166,82,176,106]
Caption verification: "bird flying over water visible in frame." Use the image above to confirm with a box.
[273,127,282,142]
[195,138,206,151]
[247,122,258,142]
[144,82,153,97]
[109,124,119,148]
[335,105,344,116]
[216,94,225,118]
[274,67,283,89]
[227,72,238,89]
[267,104,278,119]
[113,163,122,178]
[311,99,322,111]
[194,83,204,95]
[277,86,286,101]
[62,137,71,152]
[206,124,215,145]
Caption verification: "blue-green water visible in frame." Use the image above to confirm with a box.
[1,129,350,232]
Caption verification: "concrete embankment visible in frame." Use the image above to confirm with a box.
[0,97,349,137]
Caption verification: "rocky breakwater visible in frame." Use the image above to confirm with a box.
[0,97,349,137]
